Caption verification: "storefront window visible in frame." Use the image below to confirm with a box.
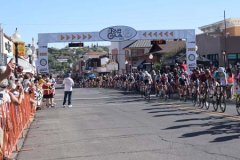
[227,53,240,66]
[131,49,144,57]
[227,53,237,60]
[207,54,219,67]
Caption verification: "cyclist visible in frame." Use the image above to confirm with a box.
[127,73,135,91]
[143,71,153,98]
[160,73,168,98]
[178,72,188,99]
[213,67,228,99]
[144,71,152,85]
[214,67,227,86]
[155,70,161,96]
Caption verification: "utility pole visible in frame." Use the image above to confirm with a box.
[224,10,227,68]
[0,24,4,66]
[0,24,2,55]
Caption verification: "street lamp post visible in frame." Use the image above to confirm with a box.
[26,47,33,64]
[125,60,128,74]
[149,53,153,72]
[11,28,21,66]
[223,10,228,68]
[31,37,37,67]
[222,51,226,69]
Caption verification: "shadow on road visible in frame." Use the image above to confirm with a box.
[141,102,240,143]
[178,120,240,143]
[108,90,240,143]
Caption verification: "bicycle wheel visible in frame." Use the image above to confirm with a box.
[164,94,168,101]
[140,87,144,97]
[236,96,240,115]
[183,94,187,102]
[144,89,147,99]
[213,96,218,112]
[193,93,198,107]
[146,88,151,101]
[219,95,226,113]
[205,94,210,110]
[198,94,204,109]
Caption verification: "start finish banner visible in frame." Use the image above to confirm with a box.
[38,26,197,73]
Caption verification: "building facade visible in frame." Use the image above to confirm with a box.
[109,40,135,73]
[197,18,240,67]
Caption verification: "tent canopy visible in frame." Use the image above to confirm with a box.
[18,58,35,74]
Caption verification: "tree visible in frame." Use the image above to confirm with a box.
[48,46,109,73]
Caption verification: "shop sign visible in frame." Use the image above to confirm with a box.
[17,42,25,57]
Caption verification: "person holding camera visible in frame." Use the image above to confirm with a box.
[7,80,24,105]
[0,59,15,83]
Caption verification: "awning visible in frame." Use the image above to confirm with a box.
[18,58,36,74]
[149,44,162,54]
[133,59,145,67]
[176,55,210,64]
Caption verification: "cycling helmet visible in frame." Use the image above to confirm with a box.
[205,69,210,74]
[218,67,225,72]
[152,70,156,75]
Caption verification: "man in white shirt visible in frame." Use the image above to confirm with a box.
[63,73,74,107]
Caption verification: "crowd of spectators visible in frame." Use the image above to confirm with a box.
[0,58,56,114]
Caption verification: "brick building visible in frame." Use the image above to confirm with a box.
[197,18,240,67]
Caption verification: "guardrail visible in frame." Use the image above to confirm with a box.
[0,93,35,159]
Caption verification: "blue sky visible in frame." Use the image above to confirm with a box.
[1,0,239,48]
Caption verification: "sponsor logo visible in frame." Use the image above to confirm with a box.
[40,58,47,66]
[187,48,195,51]
[99,26,137,42]
[188,54,196,61]
[39,45,47,48]
[39,68,48,72]
[188,63,197,67]
[39,53,48,56]
[189,67,195,71]
[187,41,196,44]
[188,63,197,71]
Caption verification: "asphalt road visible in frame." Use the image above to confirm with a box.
[17,88,240,160]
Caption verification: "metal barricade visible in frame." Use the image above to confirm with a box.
[0,93,35,159]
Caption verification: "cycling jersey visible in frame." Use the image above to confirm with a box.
[144,79,149,84]
[128,76,135,82]
[155,75,160,83]
[179,77,187,86]
[139,75,144,81]
[161,76,167,85]
[214,71,227,86]
[144,75,152,84]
